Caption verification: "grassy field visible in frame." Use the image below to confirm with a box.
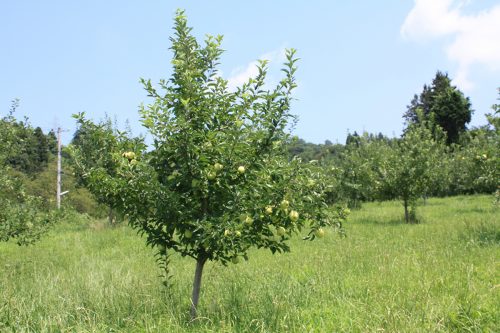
[1,195,499,332]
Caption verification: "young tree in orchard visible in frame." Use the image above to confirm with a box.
[71,10,347,319]
[336,134,393,208]
[379,112,447,223]
[404,71,473,145]
[450,132,499,194]
[0,100,54,245]
[450,89,500,195]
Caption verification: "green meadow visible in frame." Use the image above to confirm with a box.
[1,195,498,332]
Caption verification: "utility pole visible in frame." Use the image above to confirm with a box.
[56,127,69,209]
[57,127,62,209]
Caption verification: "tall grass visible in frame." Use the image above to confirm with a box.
[1,195,498,332]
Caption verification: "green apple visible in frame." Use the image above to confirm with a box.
[277,226,286,236]
[207,171,217,180]
[240,214,253,225]
[314,228,325,238]
[214,162,223,172]
[168,170,180,181]
[122,151,136,160]
[235,230,241,237]
[265,206,273,215]
[289,210,299,222]
[237,165,245,174]
[224,229,232,237]
[280,199,289,210]
[184,230,193,239]
[245,216,253,225]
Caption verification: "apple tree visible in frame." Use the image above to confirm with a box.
[448,90,499,195]
[69,114,144,225]
[71,10,348,318]
[336,134,394,207]
[379,112,447,223]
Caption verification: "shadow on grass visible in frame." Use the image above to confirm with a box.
[417,199,447,207]
[455,207,490,215]
[354,216,407,226]
[460,221,500,246]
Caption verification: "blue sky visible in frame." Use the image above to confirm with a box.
[1,0,499,144]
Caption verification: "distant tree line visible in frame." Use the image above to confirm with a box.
[1,100,57,176]
[288,74,498,223]
[1,72,498,234]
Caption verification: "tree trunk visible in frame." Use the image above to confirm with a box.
[190,256,207,320]
[404,198,409,223]
[108,207,115,226]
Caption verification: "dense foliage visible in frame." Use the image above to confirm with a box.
[70,115,142,223]
[0,101,55,245]
[1,100,57,176]
[404,71,473,145]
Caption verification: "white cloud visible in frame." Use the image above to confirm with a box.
[401,0,500,90]
[226,48,286,91]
